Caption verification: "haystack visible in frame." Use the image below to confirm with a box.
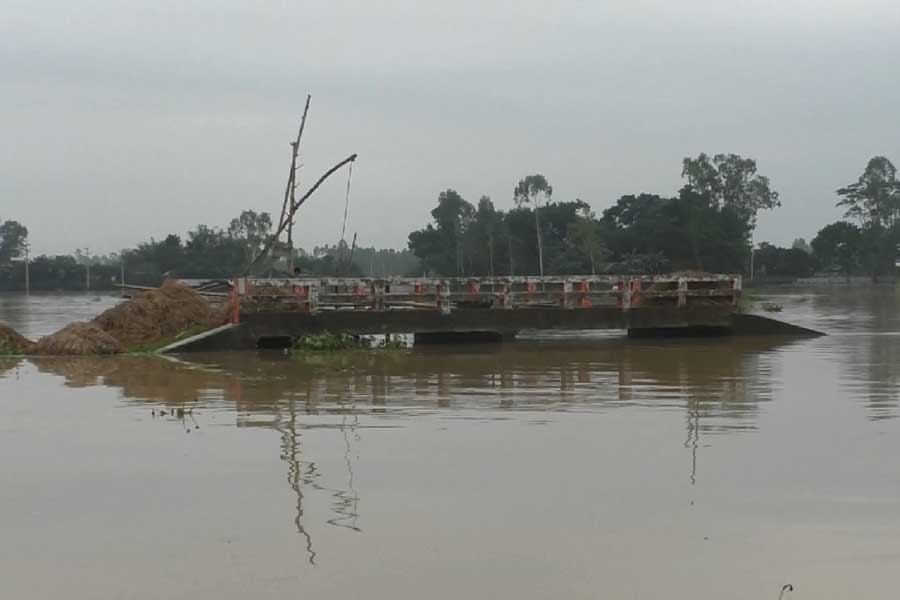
[34,322,125,356]
[0,323,35,355]
[92,282,211,348]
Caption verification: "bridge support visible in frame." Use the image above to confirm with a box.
[413,331,517,345]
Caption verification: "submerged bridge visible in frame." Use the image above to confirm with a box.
[167,274,754,352]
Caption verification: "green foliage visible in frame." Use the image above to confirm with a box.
[681,153,780,228]
[0,220,28,264]
[513,174,553,275]
[601,188,749,273]
[567,207,606,275]
[811,221,863,276]
[408,190,598,276]
[791,238,813,254]
[836,156,900,228]
[293,331,369,352]
[343,246,420,276]
[0,254,121,291]
[377,336,408,350]
[830,157,900,282]
[753,243,818,278]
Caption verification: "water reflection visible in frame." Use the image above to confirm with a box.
[802,288,900,421]
[17,337,800,543]
[0,356,24,379]
[8,290,900,597]
[25,338,792,428]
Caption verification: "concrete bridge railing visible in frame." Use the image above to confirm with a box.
[226,274,741,321]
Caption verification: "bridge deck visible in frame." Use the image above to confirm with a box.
[229,274,740,315]
[165,275,742,351]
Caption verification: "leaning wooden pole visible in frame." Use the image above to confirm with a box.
[279,94,312,274]
[244,153,359,275]
[344,232,358,275]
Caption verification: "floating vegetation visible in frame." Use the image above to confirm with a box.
[761,302,783,313]
[293,331,407,353]
[378,336,408,350]
[293,331,370,352]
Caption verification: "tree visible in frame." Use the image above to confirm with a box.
[836,156,900,229]
[568,206,605,274]
[791,238,812,254]
[753,243,817,279]
[471,196,502,276]
[600,190,748,273]
[811,221,863,278]
[835,157,900,281]
[184,225,246,278]
[681,153,780,228]
[228,210,273,264]
[408,189,475,275]
[0,220,28,263]
[513,174,552,275]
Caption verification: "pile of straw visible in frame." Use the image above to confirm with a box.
[0,323,35,354]
[92,283,211,348]
[34,323,125,356]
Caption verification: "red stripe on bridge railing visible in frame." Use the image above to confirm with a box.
[222,275,741,317]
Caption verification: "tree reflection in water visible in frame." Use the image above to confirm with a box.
[23,335,801,561]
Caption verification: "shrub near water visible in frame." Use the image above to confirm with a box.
[293,332,369,352]
[293,332,408,352]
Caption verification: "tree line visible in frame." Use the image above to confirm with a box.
[1,153,898,291]
[0,210,417,291]
[408,153,781,277]
[407,154,899,282]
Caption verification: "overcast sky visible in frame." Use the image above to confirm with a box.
[2,0,899,256]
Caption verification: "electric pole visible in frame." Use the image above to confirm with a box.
[23,242,30,295]
[83,247,91,291]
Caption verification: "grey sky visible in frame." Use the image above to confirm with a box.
[2,0,899,256]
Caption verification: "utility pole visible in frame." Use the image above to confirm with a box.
[749,235,754,282]
[120,259,125,297]
[534,194,544,276]
[84,247,91,291]
[23,242,30,295]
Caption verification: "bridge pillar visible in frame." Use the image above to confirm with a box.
[413,331,517,345]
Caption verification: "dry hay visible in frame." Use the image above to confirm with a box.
[35,322,125,356]
[0,322,35,355]
[92,282,211,348]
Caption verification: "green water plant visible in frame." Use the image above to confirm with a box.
[293,331,408,353]
[293,331,370,352]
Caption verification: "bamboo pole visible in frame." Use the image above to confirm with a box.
[245,153,358,275]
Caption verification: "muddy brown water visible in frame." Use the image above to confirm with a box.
[2,288,900,599]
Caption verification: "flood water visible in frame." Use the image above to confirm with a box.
[3,288,900,599]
